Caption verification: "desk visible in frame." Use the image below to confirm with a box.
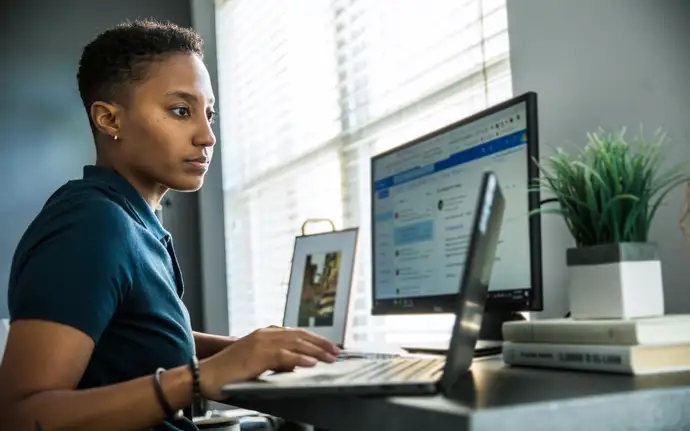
[223,356,690,431]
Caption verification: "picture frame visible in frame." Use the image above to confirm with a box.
[282,227,359,341]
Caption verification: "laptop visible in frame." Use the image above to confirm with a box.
[221,170,506,397]
[281,227,405,359]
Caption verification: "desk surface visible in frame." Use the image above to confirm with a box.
[224,356,690,431]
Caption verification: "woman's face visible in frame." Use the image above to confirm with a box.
[114,53,217,192]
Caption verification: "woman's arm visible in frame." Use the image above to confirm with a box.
[0,322,341,431]
[0,320,204,431]
[193,331,237,359]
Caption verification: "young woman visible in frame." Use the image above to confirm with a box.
[0,20,339,431]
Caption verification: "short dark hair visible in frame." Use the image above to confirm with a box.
[77,19,204,130]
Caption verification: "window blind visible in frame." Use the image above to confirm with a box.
[215,0,513,341]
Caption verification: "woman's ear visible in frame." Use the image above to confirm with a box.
[90,101,121,139]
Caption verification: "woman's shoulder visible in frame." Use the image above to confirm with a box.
[45,177,132,220]
[8,179,140,305]
[18,180,137,255]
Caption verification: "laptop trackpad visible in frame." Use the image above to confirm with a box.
[261,360,371,383]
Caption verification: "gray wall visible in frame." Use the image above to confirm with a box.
[507,0,690,318]
[0,0,205,330]
[190,0,230,336]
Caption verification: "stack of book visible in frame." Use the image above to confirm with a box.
[501,315,690,374]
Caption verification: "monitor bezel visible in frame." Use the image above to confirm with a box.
[369,91,543,315]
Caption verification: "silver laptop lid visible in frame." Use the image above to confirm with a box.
[440,171,505,390]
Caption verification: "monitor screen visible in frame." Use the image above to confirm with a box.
[370,92,542,315]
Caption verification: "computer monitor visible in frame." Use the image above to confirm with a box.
[370,92,542,318]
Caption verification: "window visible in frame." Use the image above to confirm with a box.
[215,0,513,345]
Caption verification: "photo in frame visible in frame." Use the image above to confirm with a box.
[282,228,359,341]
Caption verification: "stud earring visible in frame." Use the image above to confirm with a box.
[113,135,119,141]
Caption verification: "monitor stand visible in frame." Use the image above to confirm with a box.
[474,310,525,356]
[479,310,525,340]
[402,310,525,356]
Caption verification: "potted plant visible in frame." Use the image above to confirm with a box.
[532,126,690,319]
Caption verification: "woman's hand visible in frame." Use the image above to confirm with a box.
[198,327,340,400]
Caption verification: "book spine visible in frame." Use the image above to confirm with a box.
[502,323,638,345]
[502,342,634,373]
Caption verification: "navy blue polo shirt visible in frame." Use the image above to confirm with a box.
[8,165,197,431]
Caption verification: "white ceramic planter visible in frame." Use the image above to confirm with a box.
[567,242,665,320]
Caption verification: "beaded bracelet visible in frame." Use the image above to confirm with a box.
[189,355,202,416]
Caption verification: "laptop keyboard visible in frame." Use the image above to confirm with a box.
[336,351,403,361]
[326,357,446,383]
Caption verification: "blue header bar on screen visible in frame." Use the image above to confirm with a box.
[374,129,527,192]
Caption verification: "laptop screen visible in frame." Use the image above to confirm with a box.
[282,228,359,344]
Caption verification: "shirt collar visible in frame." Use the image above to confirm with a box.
[83,165,169,241]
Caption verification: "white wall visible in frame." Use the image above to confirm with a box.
[507,0,690,318]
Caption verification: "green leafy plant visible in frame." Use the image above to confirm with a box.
[681,182,690,245]
[531,126,690,247]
